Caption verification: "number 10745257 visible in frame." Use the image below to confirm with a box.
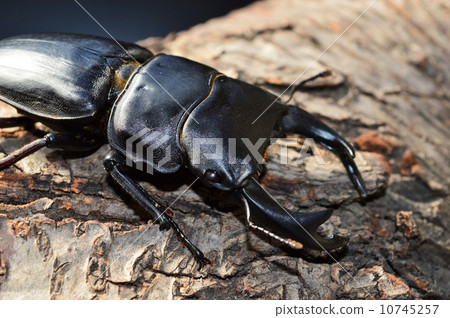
[379,304,439,315]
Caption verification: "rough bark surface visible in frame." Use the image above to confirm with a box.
[0,0,448,299]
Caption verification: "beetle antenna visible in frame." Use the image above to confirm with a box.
[285,69,332,103]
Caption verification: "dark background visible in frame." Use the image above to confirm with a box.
[0,0,255,42]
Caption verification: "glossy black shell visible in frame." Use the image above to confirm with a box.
[107,54,220,173]
[0,33,287,176]
[106,55,285,175]
[0,33,152,131]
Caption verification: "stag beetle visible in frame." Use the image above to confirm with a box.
[0,33,367,268]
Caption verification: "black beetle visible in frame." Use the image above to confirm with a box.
[0,33,367,268]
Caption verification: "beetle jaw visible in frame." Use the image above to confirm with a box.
[242,195,304,250]
[238,177,349,252]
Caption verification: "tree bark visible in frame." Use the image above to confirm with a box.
[0,0,448,299]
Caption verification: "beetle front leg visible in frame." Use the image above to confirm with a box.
[280,105,368,198]
[103,151,211,269]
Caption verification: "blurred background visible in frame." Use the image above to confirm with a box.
[0,0,255,42]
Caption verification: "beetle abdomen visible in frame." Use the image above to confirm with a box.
[0,33,152,128]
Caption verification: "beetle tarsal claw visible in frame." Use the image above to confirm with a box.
[197,257,212,270]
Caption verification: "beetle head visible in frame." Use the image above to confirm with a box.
[180,135,266,191]
[180,76,280,191]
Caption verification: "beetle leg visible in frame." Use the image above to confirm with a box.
[0,137,47,169]
[103,151,211,269]
[0,116,34,128]
[0,133,102,169]
[280,105,367,198]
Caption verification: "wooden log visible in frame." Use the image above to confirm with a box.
[0,0,448,299]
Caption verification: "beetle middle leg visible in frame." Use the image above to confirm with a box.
[104,151,211,269]
[280,105,367,198]
[0,133,102,169]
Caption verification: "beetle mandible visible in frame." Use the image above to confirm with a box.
[0,33,367,268]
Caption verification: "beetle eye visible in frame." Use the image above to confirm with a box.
[204,169,221,183]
